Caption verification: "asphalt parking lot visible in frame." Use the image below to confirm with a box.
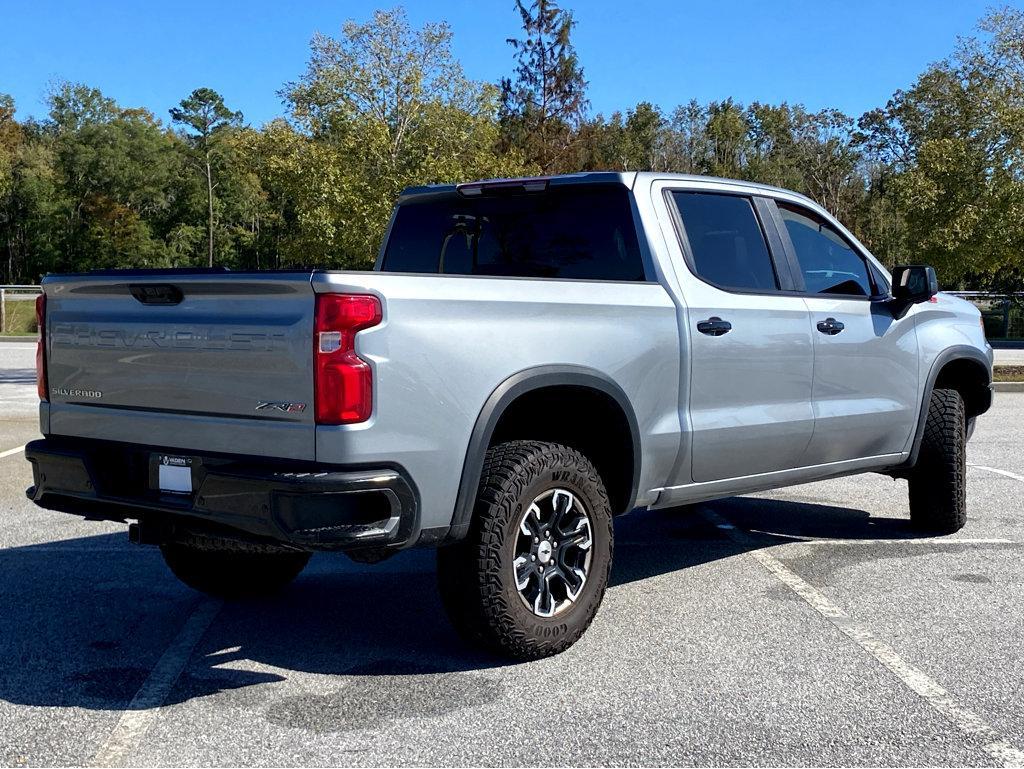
[1,343,1023,766]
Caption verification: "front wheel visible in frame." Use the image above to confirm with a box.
[160,536,311,599]
[437,440,613,660]
[908,388,967,534]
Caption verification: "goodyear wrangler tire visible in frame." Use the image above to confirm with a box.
[160,537,311,599]
[437,440,613,660]
[908,388,967,534]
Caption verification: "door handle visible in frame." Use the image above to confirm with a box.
[697,317,732,336]
[816,317,845,335]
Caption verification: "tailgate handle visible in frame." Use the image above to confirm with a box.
[129,284,184,305]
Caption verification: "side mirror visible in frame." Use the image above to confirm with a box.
[889,264,938,317]
[892,264,938,303]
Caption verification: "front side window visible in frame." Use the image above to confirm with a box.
[670,192,778,292]
[778,203,873,297]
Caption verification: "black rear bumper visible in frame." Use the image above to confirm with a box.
[24,437,418,552]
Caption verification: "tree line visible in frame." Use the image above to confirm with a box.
[1,2,1023,292]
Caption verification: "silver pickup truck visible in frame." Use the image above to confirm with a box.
[24,172,993,659]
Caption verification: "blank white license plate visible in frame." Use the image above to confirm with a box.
[157,456,193,494]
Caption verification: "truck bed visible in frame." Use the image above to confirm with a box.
[39,268,682,536]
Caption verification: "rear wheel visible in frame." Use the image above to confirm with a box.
[908,388,967,534]
[160,536,310,599]
[437,440,613,660]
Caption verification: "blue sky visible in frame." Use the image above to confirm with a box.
[0,0,1009,126]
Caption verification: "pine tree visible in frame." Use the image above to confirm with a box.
[500,0,588,173]
[170,89,242,267]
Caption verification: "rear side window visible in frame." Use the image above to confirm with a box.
[381,185,645,281]
[778,203,873,297]
[670,192,778,292]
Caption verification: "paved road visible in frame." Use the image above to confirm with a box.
[994,347,1024,366]
[0,342,36,418]
[1,386,1023,764]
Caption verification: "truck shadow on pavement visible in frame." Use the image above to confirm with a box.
[0,497,938,716]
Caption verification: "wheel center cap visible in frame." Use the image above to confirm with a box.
[537,539,553,564]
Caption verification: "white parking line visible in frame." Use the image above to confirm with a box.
[617,536,1015,547]
[0,444,25,459]
[88,598,222,767]
[699,506,1024,768]
[970,464,1024,483]
[740,532,1014,546]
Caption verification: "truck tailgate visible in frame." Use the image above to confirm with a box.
[42,273,317,460]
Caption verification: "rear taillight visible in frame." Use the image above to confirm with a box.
[314,294,382,424]
[35,293,47,402]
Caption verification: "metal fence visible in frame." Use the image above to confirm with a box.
[948,292,1024,340]
[0,285,43,335]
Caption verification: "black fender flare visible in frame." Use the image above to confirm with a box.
[444,365,642,543]
[897,345,992,471]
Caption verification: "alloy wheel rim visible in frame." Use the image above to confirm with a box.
[513,488,594,618]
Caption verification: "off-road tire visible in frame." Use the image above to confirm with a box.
[908,388,967,534]
[160,536,311,599]
[437,440,613,660]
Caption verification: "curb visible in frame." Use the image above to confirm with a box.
[0,336,35,343]
[993,381,1024,392]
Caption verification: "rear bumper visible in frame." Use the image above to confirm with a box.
[24,437,418,552]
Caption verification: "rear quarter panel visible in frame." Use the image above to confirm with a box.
[311,272,681,533]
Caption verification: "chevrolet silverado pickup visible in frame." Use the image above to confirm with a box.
[24,172,993,659]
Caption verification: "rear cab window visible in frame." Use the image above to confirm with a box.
[381,185,646,281]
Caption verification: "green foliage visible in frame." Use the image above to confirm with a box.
[0,5,1022,292]
[47,83,118,132]
[280,7,529,268]
[170,88,244,267]
[857,6,1024,291]
[576,102,668,171]
[500,0,588,173]
[576,99,865,243]
[0,94,17,202]
[0,84,183,279]
[0,296,38,335]
[169,88,242,142]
